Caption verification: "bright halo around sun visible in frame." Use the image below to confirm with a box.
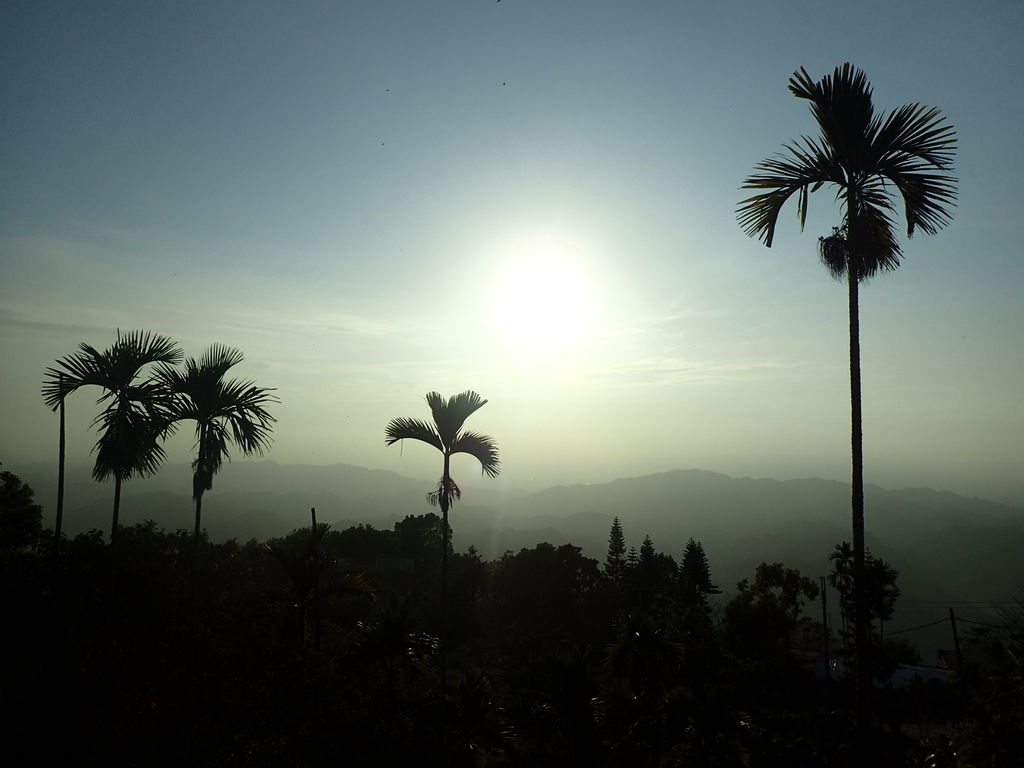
[495,257,590,352]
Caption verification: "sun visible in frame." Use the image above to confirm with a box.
[495,257,590,352]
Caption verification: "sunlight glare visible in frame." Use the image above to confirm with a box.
[495,257,590,352]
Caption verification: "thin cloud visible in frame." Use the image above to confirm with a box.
[595,356,789,386]
[0,306,115,338]
[205,307,407,340]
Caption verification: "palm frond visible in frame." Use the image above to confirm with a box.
[42,344,107,409]
[43,331,182,480]
[789,63,875,169]
[199,344,245,379]
[91,401,169,482]
[219,380,278,456]
[450,431,501,478]
[384,417,443,451]
[321,570,377,600]
[740,63,956,280]
[192,421,229,497]
[426,390,488,445]
[737,141,840,246]
[109,330,183,367]
[874,103,956,170]
[161,345,277,499]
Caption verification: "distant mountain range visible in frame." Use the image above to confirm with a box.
[14,460,1024,656]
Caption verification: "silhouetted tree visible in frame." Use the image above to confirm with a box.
[393,512,445,572]
[724,562,819,660]
[626,546,639,573]
[605,517,626,590]
[265,523,375,649]
[157,344,277,563]
[828,541,855,652]
[738,64,956,710]
[865,555,900,639]
[384,390,499,690]
[639,535,656,566]
[631,535,677,608]
[332,523,398,566]
[680,538,719,602]
[829,542,900,651]
[0,470,43,550]
[678,538,719,635]
[42,331,183,547]
[351,595,437,727]
[491,542,602,637]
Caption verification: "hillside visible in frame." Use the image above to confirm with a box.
[14,459,1023,655]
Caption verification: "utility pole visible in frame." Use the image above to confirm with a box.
[949,608,966,692]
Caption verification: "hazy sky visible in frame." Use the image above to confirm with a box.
[2,1,1022,505]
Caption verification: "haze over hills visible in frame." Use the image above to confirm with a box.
[13,459,1024,655]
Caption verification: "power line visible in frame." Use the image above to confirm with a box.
[885,619,949,635]
[958,618,1010,630]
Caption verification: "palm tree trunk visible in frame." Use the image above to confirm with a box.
[111,475,122,546]
[54,388,66,559]
[848,264,870,727]
[440,452,450,695]
[192,490,204,633]
[193,492,203,561]
[109,474,122,596]
[311,508,321,653]
[193,425,207,561]
[192,428,207,635]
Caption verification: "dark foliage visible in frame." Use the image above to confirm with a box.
[3,463,1014,765]
[0,469,43,548]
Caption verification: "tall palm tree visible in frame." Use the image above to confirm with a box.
[737,63,956,718]
[385,390,500,690]
[42,331,183,546]
[157,344,277,561]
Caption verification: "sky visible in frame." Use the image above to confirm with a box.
[2,0,1022,507]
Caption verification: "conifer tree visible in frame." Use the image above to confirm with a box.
[625,546,640,589]
[680,538,720,603]
[605,517,626,589]
[639,535,656,569]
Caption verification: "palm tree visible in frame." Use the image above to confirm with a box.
[157,344,277,561]
[385,390,500,690]
[737,63,956,715]
[42,331,183,546]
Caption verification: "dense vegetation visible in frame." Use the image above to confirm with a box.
[4,470,1021,766]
